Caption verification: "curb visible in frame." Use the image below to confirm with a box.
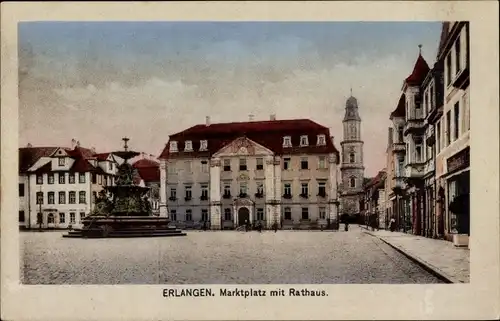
[364,231,457,284]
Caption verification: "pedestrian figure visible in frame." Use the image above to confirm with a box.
[344,221,349,232]
[203,220,207,231]
[273,222,278,233]
[257,222,262,233]
[244,220,249,232]
[390,218,396,232]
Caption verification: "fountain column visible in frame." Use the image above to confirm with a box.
[328,153,338,223]
[209,157,222,230]
[159,159,167,217]
[264,155,275,229]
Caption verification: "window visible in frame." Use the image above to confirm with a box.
[79,191,86,204]
[201,160,208,173]
[92,191,97,203]
[300,135,309,146]
[170,209,177,221]
[48,174,54,184]
[36,192,43,204]
[256,182,264,195]
[462,93,470,132]
[201,209,209,221]
[284,207,292,220]
[98,175,102,185]
[48,192,55,204]
[200,140,208,151]
[446,54,452,86]
[301,183,308,196]
[301,207,309,220]
[59,213,65,224]
[19,183,25,197]
[58,173,67,185]
[185,161,192,173]
[79,173,86,184]
[223,159,231,171]
[283,136,292,147]
[415,143,423,163]
[397,128,404,143]
[256,208,264,221]
[317,134,326,146]
[350,177,356,188]
[454,102,460,140]
[424,93,429,115]
[455,37,461,74]
[109,162,114,171]
[36,174,43,184]
[92,173,97,184]
[283,157,291,170]
[47,213,54,224]
[256,158,264,170]
[80,212,85,222]
[185,209,192,221]
[60,191,67,204]
[223,185,231,197]
[239,158,247,171]
[349,153,355,163]
[69,173,75,184]
[446,111,451,146]
[283,183,291,196]
[19,211,25,222]
[70,212,76,224]
[169,141,178,152]
[224,208,232,221]
[300,157,308,170]
[201,184,208,199]
[318,156,326,169]
[58,157,65,166]
[239,182,247,196]
[319,207,326,219]
[185,186,192,199]
[436,121,441,152]
[318,182,326,197]
[184,140,193,151]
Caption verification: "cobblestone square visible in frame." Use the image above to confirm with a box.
[21,226,443,284]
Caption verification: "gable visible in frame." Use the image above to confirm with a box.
[213,137,274,158]
[50,147,70,158]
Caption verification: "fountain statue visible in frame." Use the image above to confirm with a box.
[63,138,186,238]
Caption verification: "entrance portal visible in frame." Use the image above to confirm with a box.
[238,207,250,227]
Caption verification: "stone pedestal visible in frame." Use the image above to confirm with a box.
[159,160,168,217]
[210,158,222,230]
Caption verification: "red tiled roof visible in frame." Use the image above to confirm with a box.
[405,54,430,86]
[159,119,339,161]
[94,153,111,161]
[32,162,52,174]
[390,94,406,119]
[133,158,160,168]
[19,147,58,172]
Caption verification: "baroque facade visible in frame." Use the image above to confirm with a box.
[159,116,341,230]
[340,94,365,218]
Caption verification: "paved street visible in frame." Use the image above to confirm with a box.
[21,226,444,284]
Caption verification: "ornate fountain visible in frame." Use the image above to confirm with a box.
[63,138,186,238]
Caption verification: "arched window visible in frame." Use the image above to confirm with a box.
[47,213,54,224]
[349,153,355,163]
[350,177,356,188]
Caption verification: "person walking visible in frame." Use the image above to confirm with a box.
[273,222,278,233]
[389,218,396,232]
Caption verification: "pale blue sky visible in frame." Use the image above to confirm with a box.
[19,21,442,176]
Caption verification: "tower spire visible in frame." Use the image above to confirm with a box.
[418,44,422,55]
[350,87,353,96]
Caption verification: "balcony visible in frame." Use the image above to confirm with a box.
[392,142,405,154]
[405,163,425,178]
[403,120,425,135]
[424,158,435,175]
[392,177,406,193]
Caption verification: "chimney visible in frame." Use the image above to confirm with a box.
[249,114,255,122]
[71,138,77,149]
[76,140,81,148]
[331,136,334,145]
[91,147,96,154]
[270,114,276,121]
[205,116,211,126]
[388,127,394,146]
[26,143,32,148]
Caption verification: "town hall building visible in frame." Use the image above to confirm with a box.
[159,116,341,230]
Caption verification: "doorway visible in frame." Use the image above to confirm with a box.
[238,207,250,227]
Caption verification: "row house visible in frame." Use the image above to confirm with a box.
[385,21,470,246]
[362,170,387,229]
[159,116,341,230]
[18,141,120,229]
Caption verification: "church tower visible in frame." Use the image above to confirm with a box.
[340,91,365,216]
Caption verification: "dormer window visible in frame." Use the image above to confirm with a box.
[300,135,309,147]
[199,140,208,151]
[283,136,292,148]
[169,141,178,153]
[184,140,193,152]
[317,134,326,146]
[58,158,65,166]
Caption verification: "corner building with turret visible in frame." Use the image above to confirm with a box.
[340,94,366,218]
